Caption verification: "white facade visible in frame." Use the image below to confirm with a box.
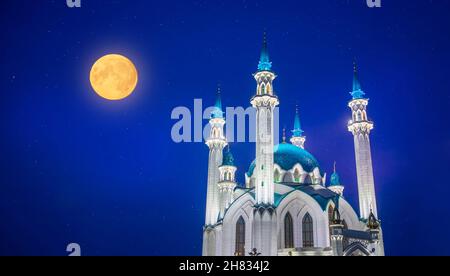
[202,41,384,257]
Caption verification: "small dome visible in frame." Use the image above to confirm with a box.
[247,143,320,177]
[330,172,341,186]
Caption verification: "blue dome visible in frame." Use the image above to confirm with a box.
[247,143,320,177]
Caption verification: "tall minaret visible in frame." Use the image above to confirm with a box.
[205,87,227,226]
[250,33,279,256]
[290,106,306,149]
[250,32,279,205]
[347,63,378,220]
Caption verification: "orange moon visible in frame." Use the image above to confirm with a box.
[89,54,138,100]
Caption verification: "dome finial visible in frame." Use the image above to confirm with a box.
[282,127,287,143]
[333,161,337,173]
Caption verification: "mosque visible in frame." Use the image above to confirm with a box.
[201,36,384,256]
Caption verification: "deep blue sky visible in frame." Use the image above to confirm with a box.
[1,0,449,256]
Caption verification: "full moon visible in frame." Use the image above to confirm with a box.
[89,54,138,100]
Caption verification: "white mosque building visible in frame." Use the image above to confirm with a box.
[201,36,384,256]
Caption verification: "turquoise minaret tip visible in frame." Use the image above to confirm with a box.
[257,31,272,72]
[211,85,224,119]
[292,106,304,137]
[330,162,342,186]
[351,61,366,100]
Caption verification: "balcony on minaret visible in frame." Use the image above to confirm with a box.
[348,99,374,135]
[206,88,227,148]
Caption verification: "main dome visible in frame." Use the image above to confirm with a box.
[247,143,321,177]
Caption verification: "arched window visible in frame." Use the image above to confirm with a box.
[284,213,294,248]
[328,205,334,223]
[294,169,301,183]
[357,110,362,121]
[303,174,312,184]
[260,83,266,95]
[235,217,246,256]
[328,205,334,242]
[302,213,314,248]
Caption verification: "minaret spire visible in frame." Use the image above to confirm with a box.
[290,106,306,149]
[351,61,365,99]
[258,31,272,72]
[347,63,378,219]
[212,84,224,119]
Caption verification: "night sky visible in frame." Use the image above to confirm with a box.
[1,0,449,256]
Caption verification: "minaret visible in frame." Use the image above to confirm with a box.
[250,32,279,206]
[250,33,279,256]
[290,106,306,149]
[347,62,378,220]
[329,162,345,196]
[218,147,237,219]
[205,87,228,226]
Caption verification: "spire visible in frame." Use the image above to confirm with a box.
[292,106,304,137]
[257,31,272,72]
[211,84,224,119]
[351,61,366,99]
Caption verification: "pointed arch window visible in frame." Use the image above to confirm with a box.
[284,213,294,248]
[266,83,272,94]
[274,169,280,183]
[304,174,312,184]
[294,169,301,183]
[302,213,314,248]
[357,110,362,121]
[328,205,334,242]
[235,217,246,256]
[260,83,266,95]
[328,205,334,223]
